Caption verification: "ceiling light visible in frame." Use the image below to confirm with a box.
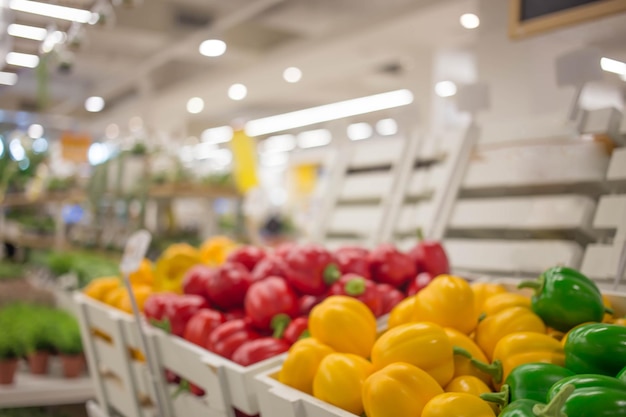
[261,134,296,154]
[245,89,413,137]
[228,83,247,101]
[9,0,93,23]
[5,52,40,68]
[105,123,119,139]
[601,57,626,75]
[297,129,332,149]
[201,126,233,144]
[460,13,480,29]
[27,124,43,139]
[195,142,217,160]
[0,72,18,86]
[129,116,143,132]
[32,137,48,153]
[347,122,373,141]
[186,97,205,114]
[85,96,105,112]
[9,139,25,161]
[88,143,110,165]
[376,118,398,136]
[283,67,302,83]
[261,152,289,167]
[7,23,47,40]
[199,39,227,57]
[435,81,457,98]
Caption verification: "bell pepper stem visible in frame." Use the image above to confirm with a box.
[172,379,190,399]
[452,346,473,358]
[416,228,424,242]
[271,313,291,339]
[604,306,614,315]
[298,329,310,340]
[470,358,503,384]
[617,366,626,382]
[150,318,172,334]
[323,264,341,285]
[532,383,573,417]
[345,277,366,296]
[480,384,510,408]
[477,312,487,322]
[518,277,544,293]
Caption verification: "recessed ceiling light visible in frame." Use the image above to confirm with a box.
[228,83,247,101]
[0,72,18,86]
[283,67,302,83]
[186,97,205,114]
[7,23,47,40]
[105,123,119,139]
[5,52,39,68]
[297,129,332,149]
[27,124,43,139]
[376,118,398,136]
[460,13,480,29]
[85,96,105,112]
[347,122,373,141]
[199,39,227,57]
[435,81,457,98]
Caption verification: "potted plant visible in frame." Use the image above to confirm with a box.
[0,316,25,384]
[23,309,55,375]
[52,312,85,378]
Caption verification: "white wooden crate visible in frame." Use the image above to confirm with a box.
[74,293,285,417]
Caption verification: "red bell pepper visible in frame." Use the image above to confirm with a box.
[244,277,299,330]
[406,272,434,296]
[227,246,266,272]
[334,247,371,280]
[408,232,449,277]
[183,309,226,347]
[231,337,290,366]
[298,294,326,316]
[376,283,406,315]
[144,293,177,324]
[165,369,180,384]
[251,255,290,282]
[224,309,246,321]
[368,244,416,287]
[182,265,213,300]
[206,262,251,310]
[274,242,295,257]
[208,318,261,359]
[283,317,309,345]
[283,244,340,295]
[328,274,383,316]
[164,295,210,337]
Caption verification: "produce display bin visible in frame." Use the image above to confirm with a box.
[253,278,626,417]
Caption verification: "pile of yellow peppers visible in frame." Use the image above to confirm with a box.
[277,275,621,417]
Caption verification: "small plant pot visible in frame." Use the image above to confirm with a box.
[60,354,85,378]
[27,351,50,375]
[0,358,19,385]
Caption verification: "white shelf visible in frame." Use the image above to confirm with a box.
[0,372,94,408]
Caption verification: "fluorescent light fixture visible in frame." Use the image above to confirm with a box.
[9,139,25,161]
[460,13,480,29]
[228,83,247,101]
[32,137,48,153]
[199,39,227,57]
[7,23,47,40]
[179,145,194,163]
[9,0,93,23]
[202,126,233,144]
[261,134,296,154]
[27,124,43,139]
[347,122,373,141]
[262,152,289,167]
[245,89,413,137]
[283,67,302,83]
[376,118,398,136]
[195,142,217,160]
[435,81,457,98]
[41,30,67,53]
[212,149,233,166]
[85,96,105,112]
[105,123,119,139]
[129,116,143,132]
[187,97,204,114]
[0,72,18,86]
[297,129,332,149]
[601,57,626,75]
[5,52,39,68]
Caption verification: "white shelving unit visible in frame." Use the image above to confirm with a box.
[0,374,94,408]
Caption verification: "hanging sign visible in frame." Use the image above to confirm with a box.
[230,129,259,194]
[60,132,91,163]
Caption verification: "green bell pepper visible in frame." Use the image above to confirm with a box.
[547,374,626,401]
[481,363,574,407]
[564,323,626,376]
[498,384,573,417]
[549,387,626,417]
[519,266,607,332]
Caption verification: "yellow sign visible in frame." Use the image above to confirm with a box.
[61,132,91,163]
[230,129,258,193]
[292,164,318,196]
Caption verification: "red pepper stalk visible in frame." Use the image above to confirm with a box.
[329,274,383,316]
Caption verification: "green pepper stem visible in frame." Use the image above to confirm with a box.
[532,383,573,417]
[271,314,291,339]
[604,307,614,315]
[150,318,172,334]
[480,384,510,408]
[298,329,310,341]
[172,379,190,399]
[518,280,542,291]
[323,264,341,285]
[416,228,424,242]
[345,277,366,296]
[452,346,473,358]
[470,358,503,384]
[478,312,487,322]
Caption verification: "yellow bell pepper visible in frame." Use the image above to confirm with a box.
[362,362,443,417]
[312,353,373,415]
[388,296,416,328]
[481,293,530,317]
[470,332,565,390]
[83,277,121,302]
[471,282,506,319]
[445,375,499,414]
[103,286,127,307]
[200,235,237,266]
[278,338,334,395]
[614,317,626,326]
[371,322,454,386]
[413,275,476,335]
[603,295,613,323]
[444,328,491,385]
[422,393,496,417]
[117,285,153,314]
[309,296,377,358]
[129,259,154,287]
[474,306,546,360]
[153,243,202,294]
